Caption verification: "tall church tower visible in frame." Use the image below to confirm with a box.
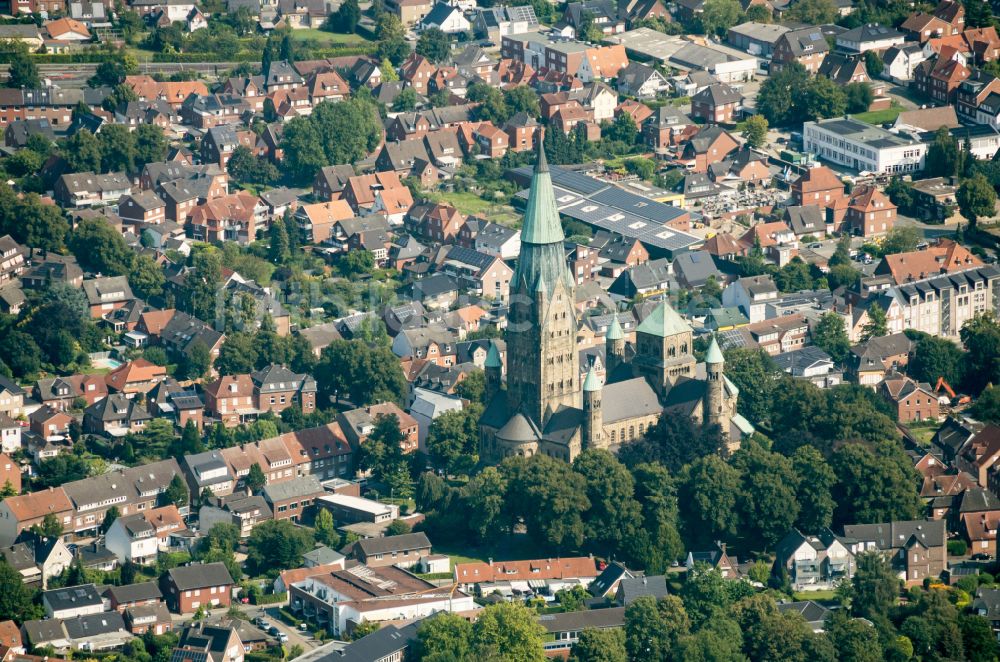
[505,143,580,426]
[582,364,603,449]
[605,313,625,375]
[704,336,728,433]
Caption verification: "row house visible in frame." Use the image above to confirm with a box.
[342,171,407,213]
[187,191,264,244]
[179,93,248,130]
[118,191,167,226]
[773,529,855,591]
[901,0,965,42]
[33,374,108,411]
[721,313,809,355]
[185,423,355,497]
[842,519,947,583]
[203,365,316,428]
[222,75,266,112]
[0,87,106,128]
[295,199,355,244]
[915,51,971,104]
[643,105,697,151]
[312,164,355,202]
[436,245,514,301]
[126,76,209,110]
[957,69,1000,122]
[872,264,1000,339]
[0,460,184,544]
[82,393,152,437]
[201,124,256,169]
[386,104,475,142]
[0,235,24,286]
[338,402,420,455]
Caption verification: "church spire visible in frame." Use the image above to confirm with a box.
[520,140,564,246]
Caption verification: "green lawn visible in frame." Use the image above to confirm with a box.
[289,28,372,46]
[852,106,903,125]
[434,191,495,215]
[792,590,839,602]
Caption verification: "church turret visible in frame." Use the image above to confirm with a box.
[606,313,625,375]
[485,342,502,402]
[582,364,603,449]
[704,336,727,434]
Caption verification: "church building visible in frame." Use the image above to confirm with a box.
[479,145,752,463]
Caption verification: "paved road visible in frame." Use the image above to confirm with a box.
[235,603,320,654]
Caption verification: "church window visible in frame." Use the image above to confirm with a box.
[668,346,675,357]
[628,425,635,439]
[639,423,644,435]
[610,430,616,442]
[681,343,688,353]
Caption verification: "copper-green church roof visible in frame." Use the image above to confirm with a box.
[705,336,724,364]
[636,300,690,338]
[519,143,564,246]
[583,364,601,392]
[606,313,623,341]
[485,343,502,368]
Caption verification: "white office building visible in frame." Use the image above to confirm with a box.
[803,118,926,174]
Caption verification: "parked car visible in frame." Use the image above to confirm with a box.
[277,633,289,644]
[972,553,993,561]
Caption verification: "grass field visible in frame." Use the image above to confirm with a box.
[792,590,839,602]
[288,28,372,45]
[852,106,903,125]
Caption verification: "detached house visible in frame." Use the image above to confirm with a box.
[842,519,946,583]
[83,394,152,437]
[772,27,830,74]
[879,373,940,423]
[162,562,235,614]
[773,529,855,591]
[691,83,742,124]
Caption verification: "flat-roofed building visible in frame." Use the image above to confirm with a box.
[803,118,926,174]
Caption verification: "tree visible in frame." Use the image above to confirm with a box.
[281,99,383,183]
[228,146,279,186]
[245,463,266,493]
[462,467,507,544]
[134,124,167,166]
[742,115,768,149]
[799,76,847,120]
[699,0,743,37]
[454,369,486,404]
[62,129,102,174]
[732,440,800,550]
[129,254,166,301]
[786,0,836,23]
[569,628,627,662]
[811,312,850,363]
[163,474,189,507]
[391,87,418,112]
[415,613,474,660]
[927,126,959,178]
[330,0,360,33]
[757,62,809,126]
[572,449,642,557]
[880,226,921,255]
[844,81,874,114]
[385,519,410,536]
[744,3,771,22]
[504,85,540,117]
[629,463,684,572]
[958,172,997,228]
[962,313,1000,393]
[860,301,888,341]
[246,519,314,573]
[426,406,481,474]
[719,348,777,426]
[832,441,920,526]
[98,123,137,173]
[472,602,546,662]
[864,50,884,77]
[468,82,508,123]
[850,551,900,617]
[618,412,721,473]
[791,445,835,531]
[70,217,135,276]
[603,111,638,145]
[502,454,590,552]
[7,48,39,89]
[416,27,451,63]
[0,559,37,621]
[314,508,338,546]
[36,513,63,538]
[960,614,999,662]
[625,596,687,661]
[338,248,375,276]
[215,333,259,375]
[314,339,407,406]
[909,333,965,387]
[678,455,741,547]
[268,214,290,264]
[775,257,813,292]
[101,505,121,534]
[965,0,993,28]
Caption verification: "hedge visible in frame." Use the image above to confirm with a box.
[253,591,288,605]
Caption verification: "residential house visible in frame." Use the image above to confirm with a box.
[54,172,131,208]
[617,62,670,99]
[681,126,739,173]
[773,529,855,591]
[105,359,167,396]
[836,23,905,53]
[82,276,134,319]
[105,514,159,565]
[349,532,432,568]
[684,542,740,578]
[847,332,913,386]
[261,475,327,523]
[841,519,946,582]
[42,584,105,619]
[338,402,420,454]
[690,83,742,124]
[161,562,235,614]
[721,275,778,323]
[772,27,830,74]
[82,394,152,437]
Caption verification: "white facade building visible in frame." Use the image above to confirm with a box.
[803,118,926,174]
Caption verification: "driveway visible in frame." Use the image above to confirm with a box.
[235,604,319,653]
[884,83,923,110]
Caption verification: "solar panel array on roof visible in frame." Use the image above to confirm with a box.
[809,32,821,40]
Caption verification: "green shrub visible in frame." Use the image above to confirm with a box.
[948,540,968,556]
